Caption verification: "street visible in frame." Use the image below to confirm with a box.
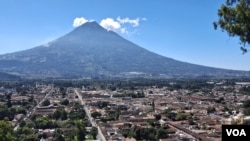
[74,88,106,141]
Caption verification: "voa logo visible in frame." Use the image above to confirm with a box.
[226,129,246,136]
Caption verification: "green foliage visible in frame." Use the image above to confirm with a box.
[243,108,250,115]
[154,114,161,121]
[21,127,34,135]
[21,134,32,141]
[107,109,120,121]
[163,108,174,114]
[91,111,102,119]
[69,111,85,120]
[240,86,250,94]
[74,120,86,141]
[121,130,135,138]
[163,108,177,121]
[0,105,10,120]
[243,99,250,108]
[53,110,61,120]
[135,127,157,141]
[25,121,35,128]
[53,129,65,141]
[156,128,168,139]
[60,99,69,106]
[15,107,27,114]
[20,134,39,141]
[34,116,58,129]
[61,110,68,120]
[0,105,26,120]
[69,104,86,120]
[54,134,65,141]
[0,118,17,141]
[122,126,169,140]
[175,111,187,121]
[113,92,145,98]
[96,101,109,109]
[52,108,68,120]
[20,90,28,96]
[19,120,26,127]
[5,94,12,108]
[207,106,216,114]
[28,95,34,102]
[214,0,250,53]
[215,97,225,103]
[41,99,50,106]
[90,127,98,140]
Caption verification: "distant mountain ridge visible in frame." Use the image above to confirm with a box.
[0,22,248,79]
[0,72,20,81]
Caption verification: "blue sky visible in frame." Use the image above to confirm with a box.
[0,0,249,71]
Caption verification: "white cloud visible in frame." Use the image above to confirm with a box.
[100,18,121,31]
[120,28,129,34]
[72,16,146,34]
[42,43,50,47]
[41,37,58,47]
[73,17,89,27]
[99,17,146,34]
[117,17,140,27]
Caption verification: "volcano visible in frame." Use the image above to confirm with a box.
[0,22,248,79]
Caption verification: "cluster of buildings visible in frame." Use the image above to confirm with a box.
[2,80,250,141]
[76,81,250,141]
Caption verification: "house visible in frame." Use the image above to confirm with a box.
[42,129,55,138]
[40,137,45,141]
[14,114,25,122]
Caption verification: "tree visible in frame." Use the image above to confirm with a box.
[25,121,35,128]
[54,129,65,141]
[243,99,250,115]
[243,99,250,108]
[90,127,98,140]
[20,90,27,96]
[243,108,250,115]
[154,114,161,121]
[214,0,250,53]
[157,128,168,139]
[54,134,65,141]
[20,133,38,141]
[6,94,12,108]
[175,112,187,121]
[35,116,57,129]
[19,120,26,127]
[91,111,101,119]
[207,106,216,114]
[53,110,61,120]
[60,99,69,106]
[0,118,17,141]
[215,97,225,103]
[74,120,86,141]
[28,95,34,102]
[61,110,68,120]
[41,99,50,106]
[135,127,157,140]
[21,127,33,135]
